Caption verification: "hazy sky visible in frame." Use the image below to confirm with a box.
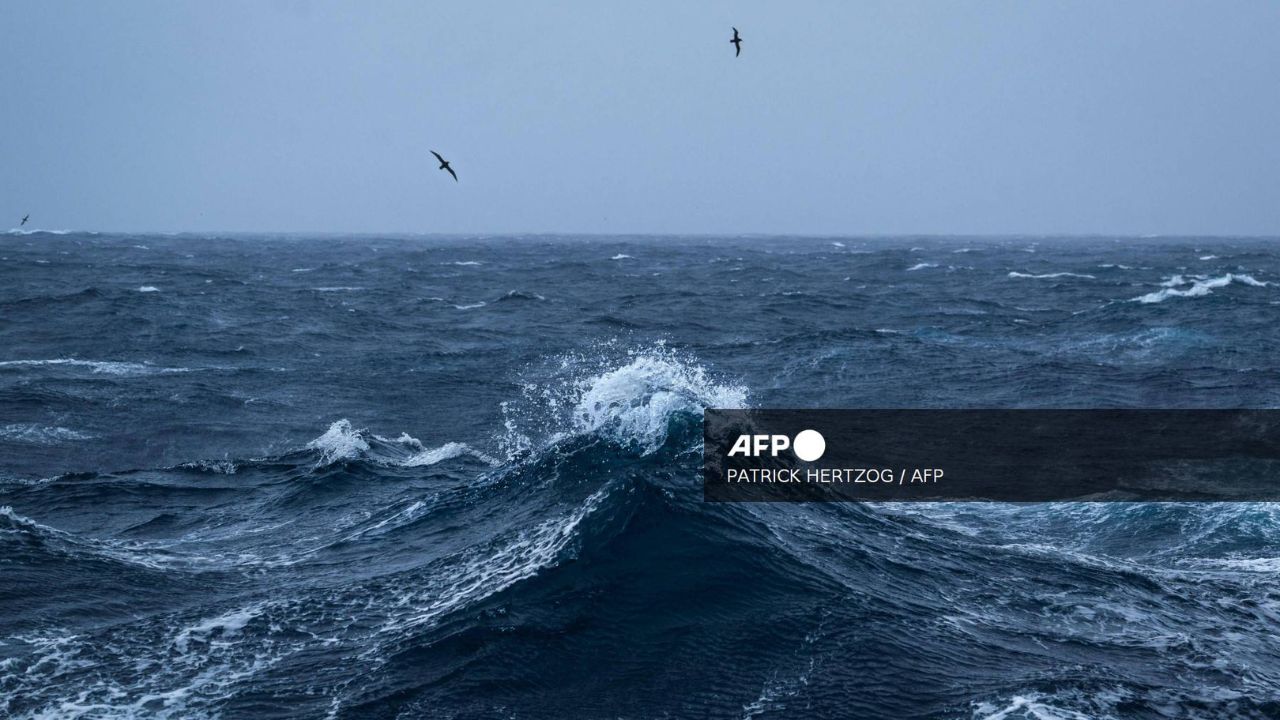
[2,1,1278,235]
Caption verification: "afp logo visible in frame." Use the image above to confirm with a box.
[727,429,825,462]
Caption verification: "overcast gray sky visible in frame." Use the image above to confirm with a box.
[2,1,1278,235]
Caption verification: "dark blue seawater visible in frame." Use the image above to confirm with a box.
[2,232,1279,719]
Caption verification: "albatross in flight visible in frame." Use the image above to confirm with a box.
[730,27,742,57]
[431,151,457,182]
[20,214,29,227]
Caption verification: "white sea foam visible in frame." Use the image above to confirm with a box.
[1194,556,1280,572]
[400,441,471,466]
[172,605,264,653]
[137,286,160,293]
[1199,255,1218,260]
[499,347,749,460]
[0,358,190,376]
[500,290,546,301]
[382,486,609,635]
[570,353,748,454]
[308,423,495,468]
[314,286,364,292]
[973,693,1095,720]
[453,301,486,310]
[1,505,48,533]
[450,260,484,266]
[389,435,498,466]
[0,424,94,445]
[907,263,938,271]
[7,598,295,719]
[610,254,633,260]
[176,459,238,474]
[5,228,75,235]
[1007,271,1096,280]
[306,419,370,464]
[1132,273,1268,304]
[0,506,177,572]
[1160,274,1198,287]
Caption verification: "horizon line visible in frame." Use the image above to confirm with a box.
[7,229,1280,241]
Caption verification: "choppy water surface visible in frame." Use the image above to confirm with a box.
[2,233,1279,719]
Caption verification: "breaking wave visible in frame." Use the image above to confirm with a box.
[1132,273,1269,304]
[0,358,192,376]
[0,349,756,718]
[1007,271,1097,280]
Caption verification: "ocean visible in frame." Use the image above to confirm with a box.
[2,232,1278,719]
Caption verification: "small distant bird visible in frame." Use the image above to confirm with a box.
[20,214,29,227]
[730,27,742,57]
[431,151,457,182]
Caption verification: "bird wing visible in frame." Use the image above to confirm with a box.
[445,166,458,182]
[431,150,445,163]
[736,44,741,56]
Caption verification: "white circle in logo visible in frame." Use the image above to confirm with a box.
[793,429,825,462]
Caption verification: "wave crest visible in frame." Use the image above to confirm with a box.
[570,353,747,453]
[1133,273,1268,304]
[1008,271,1096,280]
[304,420,494,468]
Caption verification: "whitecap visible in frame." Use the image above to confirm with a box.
[610,254,633,260]
[0,424,94,445]
[137,286,160,293]
[570,353,747,454]
[453,302,486,310]
[499,290,545,301]
[306,419,370,464]
[1132,273,1268,304]
[400,441,489,467]
[306,423,493,469]
[907,263,938,271]
[5,228,74,235]
[0,358,190,376]
[176,459,238,474]
[1007,271,1096,280]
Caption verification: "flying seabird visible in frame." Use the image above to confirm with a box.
[20,214,29,227]
[431,151,457,182]
[730,27,742,57]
